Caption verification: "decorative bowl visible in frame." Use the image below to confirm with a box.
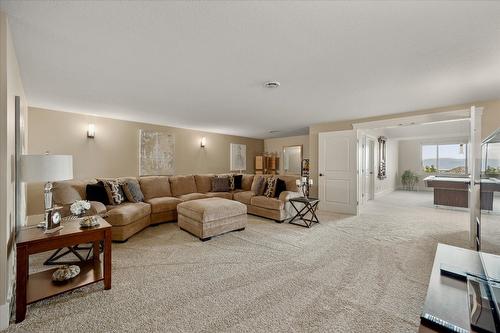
[52,265,80,282]
[80,216,99,228]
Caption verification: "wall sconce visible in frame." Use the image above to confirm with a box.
[200,137,206,148]
[87,124,95,138]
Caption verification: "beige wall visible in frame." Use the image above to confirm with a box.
[263,135,309,175]
[27,107,264,215]
[309,100,500,197]
[0,12,28,329]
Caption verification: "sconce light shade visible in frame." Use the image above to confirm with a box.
[201,137,206,148]
[87,124,95,138]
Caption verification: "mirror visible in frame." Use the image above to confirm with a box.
[283,145,302,175]
[378,136,387,179]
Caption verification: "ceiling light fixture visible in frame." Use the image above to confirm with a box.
[269,130,280,134]
[264,81,280,88]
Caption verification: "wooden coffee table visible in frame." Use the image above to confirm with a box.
[16,216,112,323]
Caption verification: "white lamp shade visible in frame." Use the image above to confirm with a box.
[21,154,73,183]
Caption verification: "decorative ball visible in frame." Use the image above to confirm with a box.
[52,265,80,282]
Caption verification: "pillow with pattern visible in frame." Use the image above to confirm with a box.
[228,174,235,191]
[264,177,278,198]
[100,179,126,205]
[212,176,231,192]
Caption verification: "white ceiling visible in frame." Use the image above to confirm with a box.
[2,1,500,139]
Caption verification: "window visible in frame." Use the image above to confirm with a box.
[422,143,467,175]
[482,143,500,176]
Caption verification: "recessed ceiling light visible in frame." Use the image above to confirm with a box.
[264,81,280,88]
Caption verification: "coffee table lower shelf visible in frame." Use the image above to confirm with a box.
[27,261,103,304]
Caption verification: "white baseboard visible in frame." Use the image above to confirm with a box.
[0,302,10,331]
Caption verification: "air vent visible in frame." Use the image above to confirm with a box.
[264,81,280,88]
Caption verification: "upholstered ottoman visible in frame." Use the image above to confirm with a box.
[177,198,247,241]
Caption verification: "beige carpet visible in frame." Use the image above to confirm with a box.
[5,191,477,333]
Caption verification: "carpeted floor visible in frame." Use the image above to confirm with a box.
[5,190,479,333]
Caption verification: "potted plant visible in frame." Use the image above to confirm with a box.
[401,170,419,191]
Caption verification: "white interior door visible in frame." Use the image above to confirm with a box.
[318,130,358,215]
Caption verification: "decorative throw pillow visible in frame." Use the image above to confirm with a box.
[233,174,243,189]
[250,176,266,196]
[274,178,287,198]
[228,175,235,191]
[212,177,231,192]
[122,179,144,203]
[86,182,110,205]
[264,177,278,198]
[100,179,126,205]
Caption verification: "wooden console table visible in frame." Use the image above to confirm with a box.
[16,216,112,323]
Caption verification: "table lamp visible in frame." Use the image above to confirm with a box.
[21,154,73,232]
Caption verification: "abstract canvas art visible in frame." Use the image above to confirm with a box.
[139,130,175,176]
[230,143,246,171]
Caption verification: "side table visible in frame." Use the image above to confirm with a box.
[288,197,320,228]
[16,216,112,323]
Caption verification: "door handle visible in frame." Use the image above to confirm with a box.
[319,173,324,176]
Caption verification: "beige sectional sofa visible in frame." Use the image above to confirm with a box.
[52,174,301,241]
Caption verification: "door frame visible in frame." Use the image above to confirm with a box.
[359,131,376,206]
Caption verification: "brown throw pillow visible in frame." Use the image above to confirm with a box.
[264,177,278,198]
[250,176,266,196]
[212,177,231,192]
[122,179,144,203]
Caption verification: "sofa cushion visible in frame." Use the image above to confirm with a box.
[146,197,182,214]
[278,175,300,191]
[53,180,95,205]
[241,175,254,191]
[194,174,214,193]
[251,196,285,211]
[233,191,255,205]
[206,192,233,200]
[170,175,197,196]
[177,193,209,201]
[105,202,151,227]
[139,176,172,200]
[212,176,230,192]
[177,198,246,223]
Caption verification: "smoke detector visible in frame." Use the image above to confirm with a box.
[264,81,280,88]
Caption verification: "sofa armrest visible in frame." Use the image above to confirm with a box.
[278,191,302,202]
[88,201,107,216]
